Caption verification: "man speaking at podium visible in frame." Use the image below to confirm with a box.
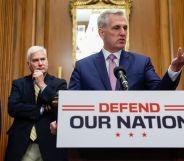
[50,10,184,135]
[50,10,184,160]
[50,9,184,160]
[69,10,183,91]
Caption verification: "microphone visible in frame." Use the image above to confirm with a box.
[114,66,128,90]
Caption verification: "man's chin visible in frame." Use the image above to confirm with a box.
[116,45,125,50]
[40,69,47,72]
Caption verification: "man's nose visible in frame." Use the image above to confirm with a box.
[120,28,126,35]
[38,60,43,65]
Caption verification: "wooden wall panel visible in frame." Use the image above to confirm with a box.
[35,0,46,45]
[169,0,184,89]
[46,0,72,82]
[0,0,14,160]
[159,0,171,73]
[13,0,24,78]
[21,0,37,74]
[13,0,37,77]
[129,0,163,76]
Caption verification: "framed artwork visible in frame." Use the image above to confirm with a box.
[70,0,132,64]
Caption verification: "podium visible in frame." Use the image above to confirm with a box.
[57,91,184,161]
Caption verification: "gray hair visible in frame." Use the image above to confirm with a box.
[27,46,47,62]
[97,10,125,28]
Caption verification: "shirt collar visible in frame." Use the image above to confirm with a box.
[102,48,122,60]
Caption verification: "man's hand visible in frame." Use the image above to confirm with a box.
[33,70,46,89]
[171,47,184,72]
[50,121,57,135]
[45,105,52,112]
[52,95,58,108]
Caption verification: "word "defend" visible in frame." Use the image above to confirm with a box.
[99,103,160,113]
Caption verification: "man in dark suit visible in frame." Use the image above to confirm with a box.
[69,10,183,90]
[5,46,67,161]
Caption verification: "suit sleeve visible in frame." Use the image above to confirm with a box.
[8,78,67,120]
[159,72,181,90]
[8,80,41,120]
[41,79,67,104]
[40,79,67,120]
[144,57,180,90]
[69,62,82,90]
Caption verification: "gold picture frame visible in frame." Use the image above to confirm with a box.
[70,0,132,64]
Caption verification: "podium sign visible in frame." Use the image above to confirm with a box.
[57,91,184,148]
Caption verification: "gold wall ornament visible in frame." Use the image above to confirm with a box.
[70,0,132,6]
[70,0,99,7]
[70,0,133,65]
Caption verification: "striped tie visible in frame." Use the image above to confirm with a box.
[108,54,117,90]
[30,84,39,141]
[34,84,40,102]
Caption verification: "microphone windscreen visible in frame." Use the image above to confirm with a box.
[113,66,126,78]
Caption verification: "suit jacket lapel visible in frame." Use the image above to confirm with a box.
[44,73,51,85]
[119,50,130,71]
[94,51,112,90]
[116,50,130,90]
[25,75,36,103]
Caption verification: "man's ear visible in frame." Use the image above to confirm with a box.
[98,28,104,38]
[27,62,31,70]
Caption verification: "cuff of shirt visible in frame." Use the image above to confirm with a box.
[40,107,45,115]
[168,65,181,82]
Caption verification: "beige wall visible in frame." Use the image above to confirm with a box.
[0,0,184,160]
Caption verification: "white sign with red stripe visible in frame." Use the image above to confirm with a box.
[57,91,184,148]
